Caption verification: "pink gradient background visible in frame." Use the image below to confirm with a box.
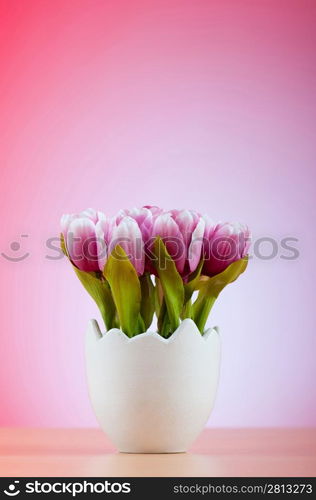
[0,0,315,428]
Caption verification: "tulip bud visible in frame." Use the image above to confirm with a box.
[95,215,114,272]
[61,209,106,272]
[151,209,205,276]
[171,209,205,274]
[109,216,145,276]
[116,207,154,243]
[203,221,250,276]
[151,213,186,274]
[66,218,99,272]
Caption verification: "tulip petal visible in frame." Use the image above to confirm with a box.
[188,217,205,273]
[110,217,144,275]
[60,213,76,237]
[172,209,195,247]
[67,218,99,272]
[152,214,186,274]
[95,217,114,272]
[79,207,99,223]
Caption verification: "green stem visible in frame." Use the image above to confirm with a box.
[182,299,193,319]
[193,295,217,334]
[157,299,172,337]
[161,314,171,338]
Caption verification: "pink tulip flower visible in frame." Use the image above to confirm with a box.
[95,214,115,272]
[62,209,146,275]
[115,206,166,274]
[171,209,206,274]
[116,207,154,243]
[61,209,106,272]
[151,209,205,276]
[143,205,164,217]
[109,216,145,275]
[202,221,251,276]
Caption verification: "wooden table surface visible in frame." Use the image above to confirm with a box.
[0,428,315,477]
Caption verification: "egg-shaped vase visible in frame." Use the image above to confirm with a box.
[85,318,220,453]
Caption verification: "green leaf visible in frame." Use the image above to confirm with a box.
[184,259,204,300]
[61,233,117,330]
[60,233,68,257]
[73,267,117,331]
[193,257,248,333]
[140,274,155,330]
[157,298,166,332]
[154,277,164,317]
[104,245,142,337]
[191,294,217,335]
[197,257,248,296]
[157,299,172,337]
[182,259,204,318]
[152,237,184,336]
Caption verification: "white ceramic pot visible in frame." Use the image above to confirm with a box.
[85,318,220,453]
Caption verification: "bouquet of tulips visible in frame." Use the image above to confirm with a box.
[61,206,250,338]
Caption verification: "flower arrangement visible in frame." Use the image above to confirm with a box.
[61,206,250,338]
